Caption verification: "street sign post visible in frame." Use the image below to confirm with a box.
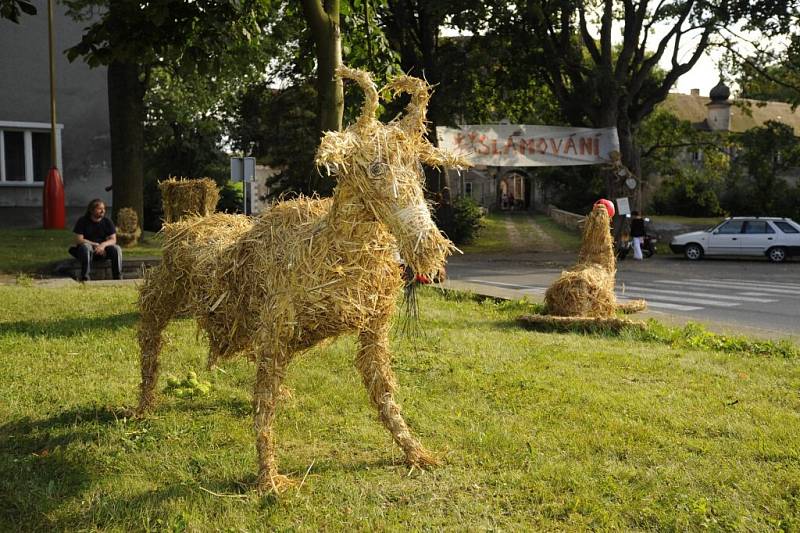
[230,157,256,214]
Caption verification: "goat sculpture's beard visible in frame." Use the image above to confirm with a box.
[388,198,455,279]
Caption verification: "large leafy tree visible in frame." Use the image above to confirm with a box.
[63,0,271,222]
[469,0,755,208]
[236,0,399,197]
[727,121,800,216]
[724,2,800,105]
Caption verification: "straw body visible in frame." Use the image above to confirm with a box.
[136,66,469,492]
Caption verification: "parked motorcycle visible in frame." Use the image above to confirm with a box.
[617,233,657,259]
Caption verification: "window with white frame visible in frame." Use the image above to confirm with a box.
[0,121,63,185]
[464,181,473,197]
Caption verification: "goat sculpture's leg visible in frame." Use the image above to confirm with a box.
[253,348,295,493]
[356,318,438,469]
[135,269,181,415]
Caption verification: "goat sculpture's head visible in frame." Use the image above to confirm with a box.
[315,66,471,278]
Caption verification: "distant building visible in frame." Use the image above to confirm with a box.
[656,81,800,190]
[662,81,800,135]
[0,1,110,228]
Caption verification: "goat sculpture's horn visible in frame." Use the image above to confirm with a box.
[335,65,379,128]
[385,74,431,134]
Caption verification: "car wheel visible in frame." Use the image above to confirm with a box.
[684,243,703,260]
[767,246,786,263]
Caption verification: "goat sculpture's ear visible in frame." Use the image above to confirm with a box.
[315,130,356,177]
[335,65,378,129]
[419,142,473,170]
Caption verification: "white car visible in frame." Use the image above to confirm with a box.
[670,217,800,262]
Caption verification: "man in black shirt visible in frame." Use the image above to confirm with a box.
[630,210,646,260]
[68,199,123,281]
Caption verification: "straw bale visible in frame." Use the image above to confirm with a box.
[135,65,470,493]
[517,314,647,333]
[116,207,141,247]
[617,299,648,314]
[544,265,617,318]
[159,177,219,222]
[540,204,649,319]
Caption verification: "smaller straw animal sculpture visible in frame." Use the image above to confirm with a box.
[520,204,646,331]
[115,207,141,247]
[159,177,219,223]
[135,66,470,493]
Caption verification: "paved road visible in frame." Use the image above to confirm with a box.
[445,252,800,339]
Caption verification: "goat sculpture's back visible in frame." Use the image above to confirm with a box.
[136,66,470,492]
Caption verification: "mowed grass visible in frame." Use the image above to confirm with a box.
[1,285,799,530]
[461,212,580,255]
[0,229,163,275]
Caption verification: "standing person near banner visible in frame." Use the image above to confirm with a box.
[68,199,123,281]
[630,210,646,260]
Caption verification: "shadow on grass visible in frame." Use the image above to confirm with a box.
[0,405,127,531]
[0,312,139,338]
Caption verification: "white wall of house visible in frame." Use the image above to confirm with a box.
[0,0,111,227]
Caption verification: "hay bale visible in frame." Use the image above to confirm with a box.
[544,265,616,318]
[517,314,647,333]
[159,177,219,223]
[116,207,141,247]
[617,299,648,314]
[541,204,648,320]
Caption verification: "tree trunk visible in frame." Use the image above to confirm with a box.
[107,60,146,223]
[301,0,343,195]
[616,119,643,211]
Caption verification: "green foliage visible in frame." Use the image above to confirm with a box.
[641,110,728,216]
[541,166,606,214]
[436,196,485,245]
[233,82,321,197]
[723,120,800,219]
[0,0,35,23]
[218,182,244,214]
[635,321,799,359]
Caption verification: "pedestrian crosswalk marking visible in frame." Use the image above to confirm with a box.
[656,279,799,296]
[618,291,740,307]
[462,277,795,314]
[618,285,777,303]
[714,278,800,291]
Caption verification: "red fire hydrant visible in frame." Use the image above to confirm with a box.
[43,166,65,229]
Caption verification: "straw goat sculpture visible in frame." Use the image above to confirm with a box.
[135,66,470,492]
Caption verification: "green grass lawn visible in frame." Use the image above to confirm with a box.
[0,229,162,275]
[461,212,580,254]
[1,285,799,530]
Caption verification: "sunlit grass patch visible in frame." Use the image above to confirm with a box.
[1,284,798,530]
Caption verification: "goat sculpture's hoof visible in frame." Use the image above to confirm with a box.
[405,448,440,470]
[257,472,298,494]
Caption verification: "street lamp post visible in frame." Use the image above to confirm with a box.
[43,0,65,229]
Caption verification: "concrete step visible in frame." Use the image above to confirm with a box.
[51,256,161,280]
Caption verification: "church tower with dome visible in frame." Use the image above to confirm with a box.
[706,79,732,131]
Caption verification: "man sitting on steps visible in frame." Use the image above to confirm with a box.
[68,199,123,281]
